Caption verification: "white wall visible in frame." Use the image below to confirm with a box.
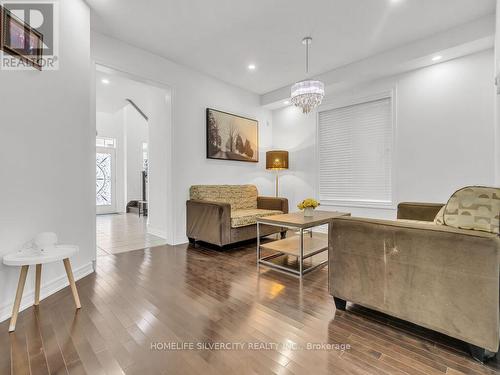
[271,108,317,214]
[124,105,148,202]
[147,89,172,239]
[0,0,93,322]
[273,49,495,219]
[395,50,494,203]
[91,32,274,244]
[96,109,126,212]
[495,0,500,185]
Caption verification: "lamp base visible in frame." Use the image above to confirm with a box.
[275,171,279,197]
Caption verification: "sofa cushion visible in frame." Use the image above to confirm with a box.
[190,185,258,210]
[231,209,282,228]
[444,186,500,234]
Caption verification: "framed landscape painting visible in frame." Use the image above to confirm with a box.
[206,108,259,163]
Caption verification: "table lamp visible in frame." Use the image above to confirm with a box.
[266,150,289,197]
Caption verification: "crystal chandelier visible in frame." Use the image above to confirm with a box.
[290,37,325,114]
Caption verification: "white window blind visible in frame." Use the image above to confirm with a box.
[318,97,393,206]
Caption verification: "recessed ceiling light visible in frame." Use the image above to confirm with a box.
[101,78,110,84]
[432,55,442,62]
[248,64,256,71]
[390,0,403,4]
[284,100,290,105]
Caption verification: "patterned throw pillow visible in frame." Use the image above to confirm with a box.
[443,186,500,234]
[434,206,445,225]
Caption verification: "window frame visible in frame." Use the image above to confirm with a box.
[315,88,398,209]
[96,137,116,149]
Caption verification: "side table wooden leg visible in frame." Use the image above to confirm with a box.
[9,265,29,332]
[63,258,81,309]
[34,264,42,306]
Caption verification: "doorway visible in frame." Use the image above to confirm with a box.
[94,64,172,255]
[96,142,117,214]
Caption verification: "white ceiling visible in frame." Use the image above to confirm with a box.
[95,67,168,115]
[87,0,495,95]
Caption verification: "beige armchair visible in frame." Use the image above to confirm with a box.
[186,185,288,247]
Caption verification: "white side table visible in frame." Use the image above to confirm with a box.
[3,245,82,332]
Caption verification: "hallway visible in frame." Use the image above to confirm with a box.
[96,213,167,255]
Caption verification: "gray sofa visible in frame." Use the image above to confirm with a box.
[329,187,500,362]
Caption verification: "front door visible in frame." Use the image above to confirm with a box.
[96,147,117,214]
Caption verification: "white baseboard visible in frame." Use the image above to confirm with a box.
[0,262,94,324]
[175,235,189,245]
[147,225,187,245]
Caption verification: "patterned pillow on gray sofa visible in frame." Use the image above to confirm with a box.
[443,186,500,234]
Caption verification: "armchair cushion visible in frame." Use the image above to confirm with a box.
[190,185,258,210]
[444,186,500,234]
[231,208,282,228]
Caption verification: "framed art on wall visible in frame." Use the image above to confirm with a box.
[0,5,44,70]
[206,108,259,163]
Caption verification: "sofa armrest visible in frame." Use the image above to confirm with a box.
[329,216,500,351]
[257,196,289,213]
[397,202,444,222]
[186,200,231,246]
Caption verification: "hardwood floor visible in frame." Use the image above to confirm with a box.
[96,214,167,255]
[1,240,498,375]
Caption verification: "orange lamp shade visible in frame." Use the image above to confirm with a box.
[266,150,289,170]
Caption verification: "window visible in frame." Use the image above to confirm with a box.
[318,96,393,207]
[96,152,112,206]
[96,137,116,148]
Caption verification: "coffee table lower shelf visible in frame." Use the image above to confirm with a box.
[258,233,328,277]
[257,211,349,278]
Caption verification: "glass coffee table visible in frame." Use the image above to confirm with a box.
[257,210,350,277]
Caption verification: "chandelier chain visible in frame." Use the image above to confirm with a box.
[305,38,309,74]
